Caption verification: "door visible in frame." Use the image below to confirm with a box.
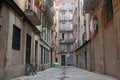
[67,55,73,66]
[35,41,38,70]
[26,34,31,64]
[61,55,66,66]
[41,45,43,64]
[85,51,87,70]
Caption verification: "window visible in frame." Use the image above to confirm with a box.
[12,24,21,50]
[61,22,65,30]
[46,49,49,63]
[61,45,63,50]
[44,47,46,64]
[44,48,49,64]
[106,0,113,22]
[62,33,64,39]
[62,13,65,20]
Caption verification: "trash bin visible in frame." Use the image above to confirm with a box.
[53,62,59,68]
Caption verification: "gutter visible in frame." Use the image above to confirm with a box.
[5,0,40,34]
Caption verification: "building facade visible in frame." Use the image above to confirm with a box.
[72,5,77,66]
[75,0,120,80]
[75,0,91,70]
[54,0,59,63]
[0,0,54,79]
[51,0,57,66]
[58,0,76,66]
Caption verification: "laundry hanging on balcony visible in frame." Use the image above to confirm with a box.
[90,18,94,33]
[34,0,39,6]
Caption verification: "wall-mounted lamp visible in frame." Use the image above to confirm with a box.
[93,16,98,33]
[41,24,46,31]
[93,16,98,26]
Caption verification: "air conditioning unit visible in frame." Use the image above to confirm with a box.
[0,16,2,26]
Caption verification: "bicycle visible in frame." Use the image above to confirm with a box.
[25,63,36,76]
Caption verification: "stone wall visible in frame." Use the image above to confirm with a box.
[4,4,34,79]
[0,3,9,80]
[103,24,117,76]
[75,43,92,70]
[113,0,120,79]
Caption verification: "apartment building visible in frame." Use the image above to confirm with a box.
[75,0,91,70]
[73,5,77,66]
[54,0,59,63]
[51,0,57,65]
[58,0,76,66]
[0,0,54,79]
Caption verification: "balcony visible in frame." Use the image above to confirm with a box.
[43,1,53,27]
[25,1,41,25]
[59,9,67,12]
[59,28,73,32]
[59,39,74,44]
[59,26,73,32]
[48,0,54,7]
[59,19,68,22]
[59,49,65,53]
[59,49,73,53]
[84,0,99,13]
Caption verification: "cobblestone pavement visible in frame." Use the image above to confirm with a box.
[11,66,117,80]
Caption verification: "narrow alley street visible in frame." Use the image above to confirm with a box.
[11,66,116,80]
[1,0,120,80]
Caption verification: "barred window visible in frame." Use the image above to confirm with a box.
[106,0,113,22]
[12,24,21,50]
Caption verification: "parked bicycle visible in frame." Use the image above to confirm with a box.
[25,63,36,76]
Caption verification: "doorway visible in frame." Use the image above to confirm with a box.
[35,41,38,70]
[25,34,31,64]
[61,55,66,66]
[85,50,87,70]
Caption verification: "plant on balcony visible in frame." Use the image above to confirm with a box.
[40,5,45,12]
[39,0,46,12]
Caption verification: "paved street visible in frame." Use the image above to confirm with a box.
[11,66,117,80]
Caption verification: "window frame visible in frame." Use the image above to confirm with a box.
[106,0,113,23]
[12,24,21,50]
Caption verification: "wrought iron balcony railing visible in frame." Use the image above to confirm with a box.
[59,28,73,32]
[59,49,73,53]
[59,39,74,44]
[25,1,41,25]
